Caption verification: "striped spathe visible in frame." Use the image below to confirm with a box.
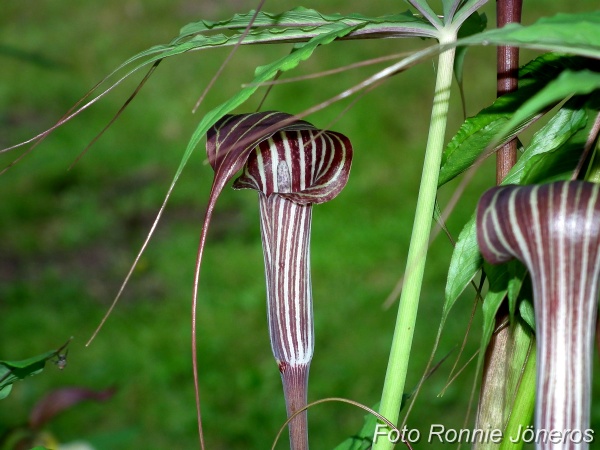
[477,181,600,450]
[208,113,353,450]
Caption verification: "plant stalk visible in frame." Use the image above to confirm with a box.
[474,3,524,447]
[374,36,456,450]
[495,0,522,183]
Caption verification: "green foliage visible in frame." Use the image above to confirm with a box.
[460,11,600,58]
[495,70,600,148]
[0,349,60,400]
[443,212,480,319]
[333,409,379,450]
[439,53,598,187]
[178,7,438,41]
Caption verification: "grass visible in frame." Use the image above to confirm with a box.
[1,1,598,449]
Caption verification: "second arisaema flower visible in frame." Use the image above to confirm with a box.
[477,181,600,450]
[203,112,352,450]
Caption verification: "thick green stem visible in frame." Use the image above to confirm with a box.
[374,37,456,450]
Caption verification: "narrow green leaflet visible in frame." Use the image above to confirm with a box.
[112,7,437,75]
[478,263,511,356]
[460,11,600,59]
[506,261,527,320]
[492,70,600,150]
[438,83,540,187]
[443,212,481,320]
[407,0,443,28]
[519,298,535,331]
[502,99,588,185]
[126,8,438,68]
[523,97,600,184]
[177,7,437,40]
[439,54,592,187]
[0,350,57,400]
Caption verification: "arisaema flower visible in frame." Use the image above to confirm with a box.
[196,112,352,450]
[477,181,600,450]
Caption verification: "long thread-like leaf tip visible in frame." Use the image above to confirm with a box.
[69,61,161,170]
[86,172,177,347]
[477,181,600,449]
[1,55,164,160]
[191,191,220,450]
[191,0,266,114]
[270,398,414,450]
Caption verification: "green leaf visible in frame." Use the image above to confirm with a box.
[493,70,600,151]
[460,11,600,59]
[0,350,57,400]
[408,0,443,28]
[177,7,437,41]
[442,0,459,24]
[523,95,600,184]
[333,408,379,450]
[443,212,481,321]
[506,261,527,320]
[500,339,536,450]
[126,7,437,75]
[438,83,540,187]
[502,98,588,185]
[479,264,511,357]
[450,0,489,30]
[519,298,536,331]
[439,54,591,187]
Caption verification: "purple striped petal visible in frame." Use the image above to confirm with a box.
[477,181,600,449]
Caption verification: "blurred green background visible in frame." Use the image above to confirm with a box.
[0,1,598,449]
